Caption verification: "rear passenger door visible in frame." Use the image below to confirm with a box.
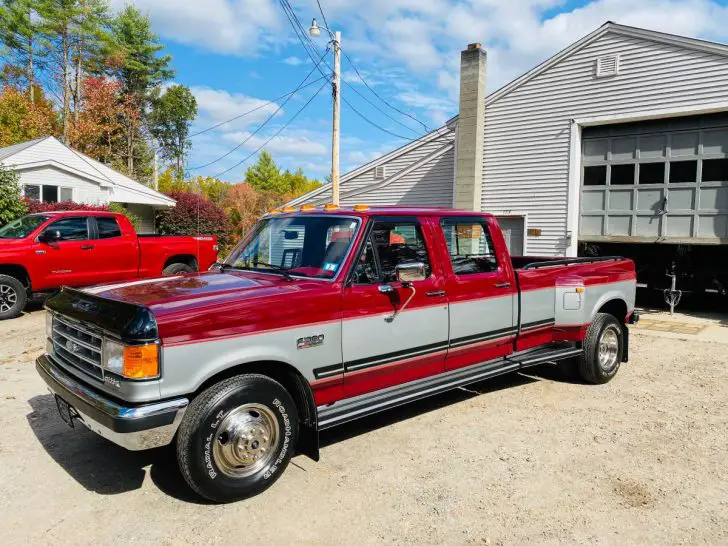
[87,216,140,284]
[342,217,449,398]
[439,217,517,371]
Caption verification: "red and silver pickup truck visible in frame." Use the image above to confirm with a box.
[0,211,218,319]
[36,206,637,502]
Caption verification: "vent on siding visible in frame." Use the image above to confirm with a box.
[374,165,387,180]
[595,54,620,78]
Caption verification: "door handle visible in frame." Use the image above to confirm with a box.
[426,290,446,297]
[80,245,95,250]
[494,282,511,289]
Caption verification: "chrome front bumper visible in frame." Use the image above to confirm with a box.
[36,354,188,451]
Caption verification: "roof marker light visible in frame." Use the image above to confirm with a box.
[282,206,297,212]
[323,203,339,211]
[268,209,281,214]
[353,204,369,212]
[299,204,316,211]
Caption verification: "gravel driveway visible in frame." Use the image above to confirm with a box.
[1,308,726,545]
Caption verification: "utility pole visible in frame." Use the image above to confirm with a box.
[153,148,159,191]
[331,31,341,206]
[310,19,341,205]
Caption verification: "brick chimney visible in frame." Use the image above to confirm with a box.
[454,43,486,211]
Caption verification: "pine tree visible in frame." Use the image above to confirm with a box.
[0,0,45,103]
[245,151,284,194]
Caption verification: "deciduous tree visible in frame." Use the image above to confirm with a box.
[149,84,197,176]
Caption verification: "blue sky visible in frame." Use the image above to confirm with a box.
[113,0,728,182]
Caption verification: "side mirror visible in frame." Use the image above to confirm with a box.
[38,230,61,244]
[395,262,426,284]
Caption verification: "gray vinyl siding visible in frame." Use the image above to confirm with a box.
[307,132,455,206]
[340,146,455,207]
[482,31,728,256]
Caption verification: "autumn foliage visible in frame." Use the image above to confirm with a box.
[157,190,231,249]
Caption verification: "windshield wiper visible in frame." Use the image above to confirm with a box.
[236,262,295,281]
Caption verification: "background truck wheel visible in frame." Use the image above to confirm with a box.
[176,374,299,503]
[578,312,624,384]
[163,263,194,275]
[0,275,27,320]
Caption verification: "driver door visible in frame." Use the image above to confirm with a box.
[342,217,449,398]
[36,216,97,287]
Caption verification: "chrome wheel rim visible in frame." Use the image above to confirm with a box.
[598,325,620,372]
[212,403,280,478]
[0,284,18,314]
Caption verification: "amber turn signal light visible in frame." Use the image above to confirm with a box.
[123,344,159,379]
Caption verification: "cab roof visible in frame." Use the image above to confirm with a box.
[30,210,120,217]
[270,205,494,220]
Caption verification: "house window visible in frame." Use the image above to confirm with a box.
[22,184,73,203]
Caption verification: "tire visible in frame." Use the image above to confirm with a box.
[176,374,299,503]
[0,275,27,320]
[577,313,624,385]
[163,262,194,275]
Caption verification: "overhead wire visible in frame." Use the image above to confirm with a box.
[187,75,329,138]
[187,46,331,172]
[278,0,453,145]
[212,79,330,178]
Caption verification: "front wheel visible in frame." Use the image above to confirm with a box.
[578,313,624,384]
[0,275,27,320]
[176,374,299,503]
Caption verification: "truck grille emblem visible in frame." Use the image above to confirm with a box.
[66,340,81,354]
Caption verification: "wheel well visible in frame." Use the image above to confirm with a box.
[597,299,628,323]
[0,265,31,291]
[195,361,317,430]
[164,255,198,271]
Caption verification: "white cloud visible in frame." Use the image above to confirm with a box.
[190,86,281,132]
[283,56,305,66]
[108,0,280,55]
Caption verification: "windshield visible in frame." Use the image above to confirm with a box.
[226,215,360,279]
[0,215,49,239]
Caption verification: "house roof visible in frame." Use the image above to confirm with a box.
[0,136,175,207]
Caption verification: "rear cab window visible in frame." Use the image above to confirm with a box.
[95,216,122,239]
[440,218,498,275]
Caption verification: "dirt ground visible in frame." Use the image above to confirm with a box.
[1,306,727,545]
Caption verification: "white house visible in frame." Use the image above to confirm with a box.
[291,22,728,259]
[0,136,175,232]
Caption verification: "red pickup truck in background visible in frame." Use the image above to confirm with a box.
[0,211,218,319]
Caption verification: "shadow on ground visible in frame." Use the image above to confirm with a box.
[27,368,564,504]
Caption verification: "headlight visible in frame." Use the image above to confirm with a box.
[45,312,53,339]
[102,338,160,380]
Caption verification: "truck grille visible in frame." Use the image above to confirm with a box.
[50,314,104,381]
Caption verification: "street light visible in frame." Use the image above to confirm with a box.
[309,18,341,206]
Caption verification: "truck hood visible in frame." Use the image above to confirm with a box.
[84,271,301,307]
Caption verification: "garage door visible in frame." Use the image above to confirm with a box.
[496,216,524,256]
[580,113,728,242]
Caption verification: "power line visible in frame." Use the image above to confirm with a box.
[188,75,328,138]
[315,0,330,30]
[341,51,430,133]
[187,47,330,172]
[278,0,454,145]
[213,79,329,178]
[308,0,431,134]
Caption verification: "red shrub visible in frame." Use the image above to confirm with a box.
[157,190,231,249]
[24,198,110,214]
